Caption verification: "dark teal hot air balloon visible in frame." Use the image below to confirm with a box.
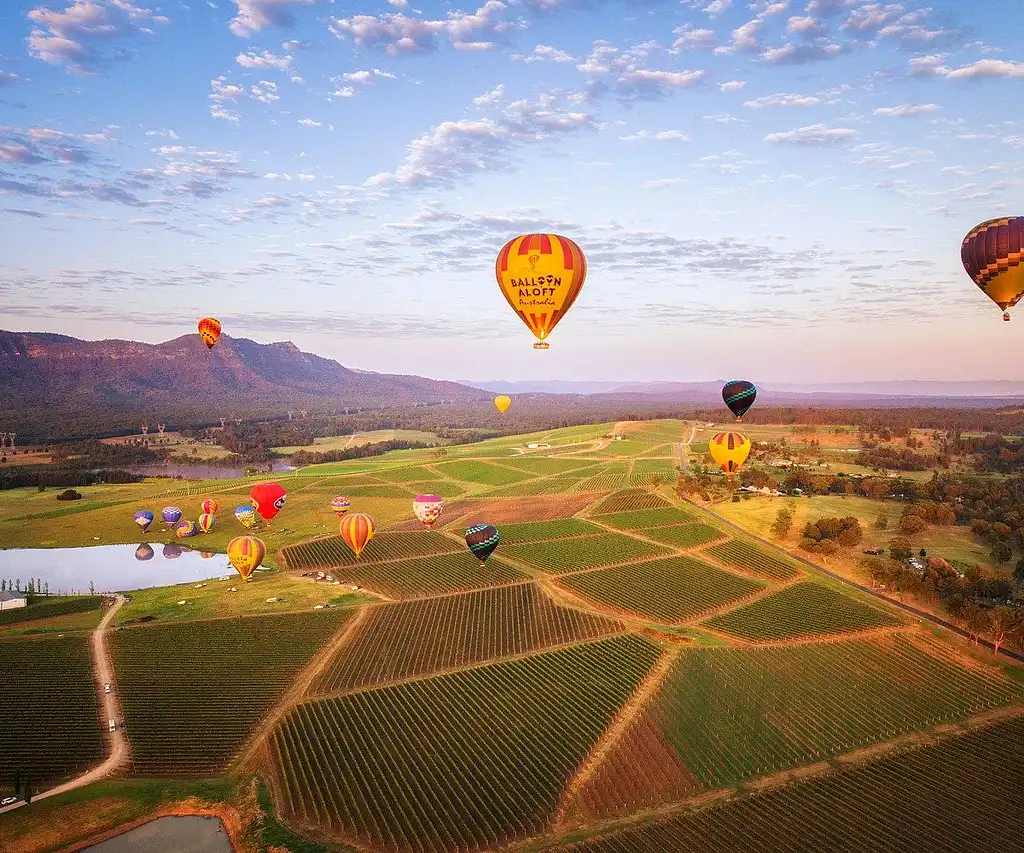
[465,523,500,566]
[722,380,756,422]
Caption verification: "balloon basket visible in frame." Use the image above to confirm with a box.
[1003,312,1011,321]
[533,342,550,350]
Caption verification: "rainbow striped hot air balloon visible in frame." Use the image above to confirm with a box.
[175,519,199,538]
[162,506,182,526]
[708,431,751,481]
[198,513,216,534]
[134,510,154,533]
[413,495,444,529]
[465,524,500,566]
[235,505,257,529]
[340,513,376,559]
[331,496,351,518]
[201,498,220,516]
[227,536,266,582]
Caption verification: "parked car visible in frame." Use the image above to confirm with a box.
[104,683,112,693]
[109,719,116,732]
[1,796,19,806]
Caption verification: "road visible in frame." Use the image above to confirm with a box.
[690,499,1024,665]
[0,594,129,816]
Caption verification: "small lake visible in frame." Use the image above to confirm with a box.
[82,816,233,853]
[0,544,235,595]
[124,461,295,480]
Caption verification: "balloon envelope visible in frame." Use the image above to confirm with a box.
[161,506,182,525]
[175,519,199,538]
[198,513,215,533]
[961,217,1024,320]
[722,380,757,421]
[494,395,512,414]
[134,510,154,533]
[495,234,587,347]
[708,431,751,478]
[162,543,184,560]
[201,498,220,516]
[235,505,257,528]
[251,482,286,522]
[227,536,266,581]
[413,495,444,528]
[340,513,376,558]
[135,543,155,561]
[198,317,222,350]
[331,496,351,518]
[465,523,500,564]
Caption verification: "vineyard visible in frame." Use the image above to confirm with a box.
[503,533,672,575]
[272,635,662,852]
[596,506,695,530]
[310,583,623,694]
[110,610,351,776]
[652,636,1023,788]
[497,518,605,544]
[628,459,678,487]
[593,489,672,515]
[557,556,766,623]
[574,465,632,493]
[0,636,103,793]
[703,581,905,641]
[643,523,725,549]
[0,595,105,626]
[703,539,803,581]
[557,716,1024,853]
[497,457,598,476]
[434,460,534,486]
[281,531,460,571]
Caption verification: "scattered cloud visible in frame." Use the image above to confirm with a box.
[577,40,707,101]
[671,25,716,53]
[620,130,690,142]
[330,67,396,98]
[873,103,938,117]
[944,59,1024,80]
[512,44,575,63]
[0,70,21,86]
[642,177,687,190]
[763,123,858,145]
[228,0,315,37]
[744,92,821,109]
[235,49,293,70]
[719,80,745,92]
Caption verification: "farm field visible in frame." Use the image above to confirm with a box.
[703,539,803,582]
[502,533,672,575]
[496,518,605,544]
[310,583,623,694]
[272,429,444,455]
[592,489,672,515]
[0,595,105,627]
[642,522,725,549]
[0,636,103,794]
[271,635,662,852]
[594,506,695,530]
[110,610,352,776]
[280,531,461,571]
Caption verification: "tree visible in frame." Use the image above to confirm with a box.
[1014,555,1024,584]
[888,536,913,561]
[962,602,988,644]
[987,607,1024,656]
[899,514,927,535]
[874,511,888,530]
[89,581,95,595]
[770,504,795,540]
[990,542,1012,564]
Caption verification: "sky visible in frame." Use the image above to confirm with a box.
[0,0,1022,384]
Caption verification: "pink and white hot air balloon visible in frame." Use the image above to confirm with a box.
[412,494,444,529]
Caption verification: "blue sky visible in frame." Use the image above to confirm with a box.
[1,0,1022,383]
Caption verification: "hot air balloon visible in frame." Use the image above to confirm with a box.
[162,543,184,560]
[251,482,286,523]
[135,543,155,561]
[201,498,220,516]
[198,513,216,534]
[235,505,257,528]
[198,317,222,350]
[340,513,376,559]
[465,523,500,566]
[496,233,587,349]
[708,431,751,480]
[413,495,444,529]
[162,506,182,526]
[201,552,215,559]
[961,216,1024,321]
[722,380,757,423]
[134,510,154,533]
[227,536,266,582]
[494,395,512,414]
[176,519,199,538]
[331,496,351,518]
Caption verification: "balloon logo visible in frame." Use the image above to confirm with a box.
[198,513,216,534]
[251,482,286,523]
[331,496,351,518]
[235,505,257,528]
[175,519,199,538]
[227,536,266,582]
[496,233,587,350]
[465,523,500,566]
[413,495,444,529]
[708,431,751,480]
[162,506,182,525]
[198,317,222,350]
[494,395,512,414]
[134,510,154,533]
[340,513,376,559]
[722,380,757,423]
[961,217,1024,321]
[135,543,155,562]
[201,498,220,516]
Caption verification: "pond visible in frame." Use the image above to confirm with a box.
[123,460,295,480]
[0,544,236,595]
[82,816,233,852]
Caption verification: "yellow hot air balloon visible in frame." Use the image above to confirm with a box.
[494,395,511,414]
[708,431,751,480]
[495,233,587,349]
[961,217,1024,321]
[227,535,266,582]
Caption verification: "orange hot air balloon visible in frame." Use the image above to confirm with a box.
[961,217,1024,321]
[201,498,219,516]
[227,535,266,581]
[340,513,376,559]
[496,234,587,349]
[198,317,222,351]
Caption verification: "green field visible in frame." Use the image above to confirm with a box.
[592,489,672,515]
[704,539,803,582]
[434,460,535,486]
[0,596,105,627]
[272,429,444,455]
[281,531,462,571]
[643,523,725,549]
[496,518,605,544]
[596,506,695,530]
[503,533,672,575]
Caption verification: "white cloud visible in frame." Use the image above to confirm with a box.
[0,70,21,86]
[744,92,820,108]
[760,42,843,63]
[236,49,293,70]
[209,76,244,121]
[620,130,690,142]
[873,104,938,117]
[297,118,323,127]
[144,128,179,139]
[787,15,826,35]
[228,0,315,37]
[944,59,1024,80]
[643,177,687,189]
[576,40,707,101]
[513,44,575,63]
[764,123,857,145]
[719,80,745,92]
[671,25,716,53]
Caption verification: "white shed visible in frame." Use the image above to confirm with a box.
[0,591,26,611]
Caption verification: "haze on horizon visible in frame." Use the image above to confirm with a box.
[0,0,1022,384]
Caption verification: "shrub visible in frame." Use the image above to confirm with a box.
[56,489,83,501]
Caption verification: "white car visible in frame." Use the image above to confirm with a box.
[1,796,18,806]
[104,683,112,693]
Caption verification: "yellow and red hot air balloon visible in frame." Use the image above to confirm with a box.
[494,395,512,414]
[198,317,222,351]
[961,217,1024,321]
[708,431,751,481]
[496,233,587,349]
[198,512,215,534]
[201,498,219,516]
[227,535,266,582]
[340,513,376,559]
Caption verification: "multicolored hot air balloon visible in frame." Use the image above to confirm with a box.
[465,523,500,565]
[708,431,751,480]
[235,505,257,528]
[340,513,376,559]
[227,536,266,582]
[162,506,182,526]
[496,234,587,349]
[494,395,512,414]
[201,498,220,516]
[251,482,286,523]
[722,380,757,422]
[162,543,184,560]
[961,216,1024,321]
[331,496,351,518]
[413,495,444,529]
[198,317,222,350]
[198,513,216,534]
[134,510,154,533]
[135,543,155,561]
[175,519,199,538]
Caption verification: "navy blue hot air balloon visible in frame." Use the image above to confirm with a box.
[465,524,500,566]
[722,380,756,422]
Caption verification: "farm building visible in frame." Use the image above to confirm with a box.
[526,443,552,449]
[0,591,26,611]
